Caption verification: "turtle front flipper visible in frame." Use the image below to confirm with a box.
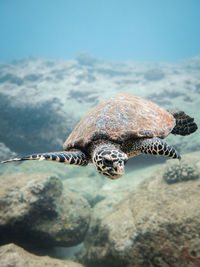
[135,137,181,160]
[1,150,88,166]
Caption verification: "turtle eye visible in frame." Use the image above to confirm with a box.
[103,158,113,167]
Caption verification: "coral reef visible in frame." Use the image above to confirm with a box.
[163,161,199,184]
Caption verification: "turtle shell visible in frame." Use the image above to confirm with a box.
[63,93,175,152]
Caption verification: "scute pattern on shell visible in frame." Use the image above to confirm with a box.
[63,93,175,151]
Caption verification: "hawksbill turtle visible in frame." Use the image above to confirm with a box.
[1,93,198,179]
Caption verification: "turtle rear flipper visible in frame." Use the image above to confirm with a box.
[170,111,198,136]
[1,151,88,166]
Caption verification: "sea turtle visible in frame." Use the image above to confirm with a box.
[1,93,198,179]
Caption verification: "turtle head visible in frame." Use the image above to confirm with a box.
[92,144,128,179]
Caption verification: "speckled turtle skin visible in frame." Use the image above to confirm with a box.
[64,93,175,152]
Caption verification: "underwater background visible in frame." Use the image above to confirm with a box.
[0,1,200,266]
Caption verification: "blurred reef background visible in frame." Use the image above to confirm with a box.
[0,54,200,159]
[0,55,200,267]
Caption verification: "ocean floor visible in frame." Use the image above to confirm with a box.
[1,150,200,266]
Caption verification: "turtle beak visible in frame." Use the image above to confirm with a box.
[112,161,125,179]
[117,165,124,173]
[117,165,125,176]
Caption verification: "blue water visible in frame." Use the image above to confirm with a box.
[0,0,200,62]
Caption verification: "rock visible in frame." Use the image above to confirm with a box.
[0,92,77,154]
[0,243,84,267]
[80,152,200,267]
[0,172,90,248]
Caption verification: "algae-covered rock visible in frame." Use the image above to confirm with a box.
[0,243,84,267]
[163,160,199,184]
[80,152,200,267]
[0,172,90,248]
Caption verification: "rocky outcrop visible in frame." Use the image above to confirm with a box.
[0,243,84,267]
[80,152,200,267]
[0,172,90,248]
